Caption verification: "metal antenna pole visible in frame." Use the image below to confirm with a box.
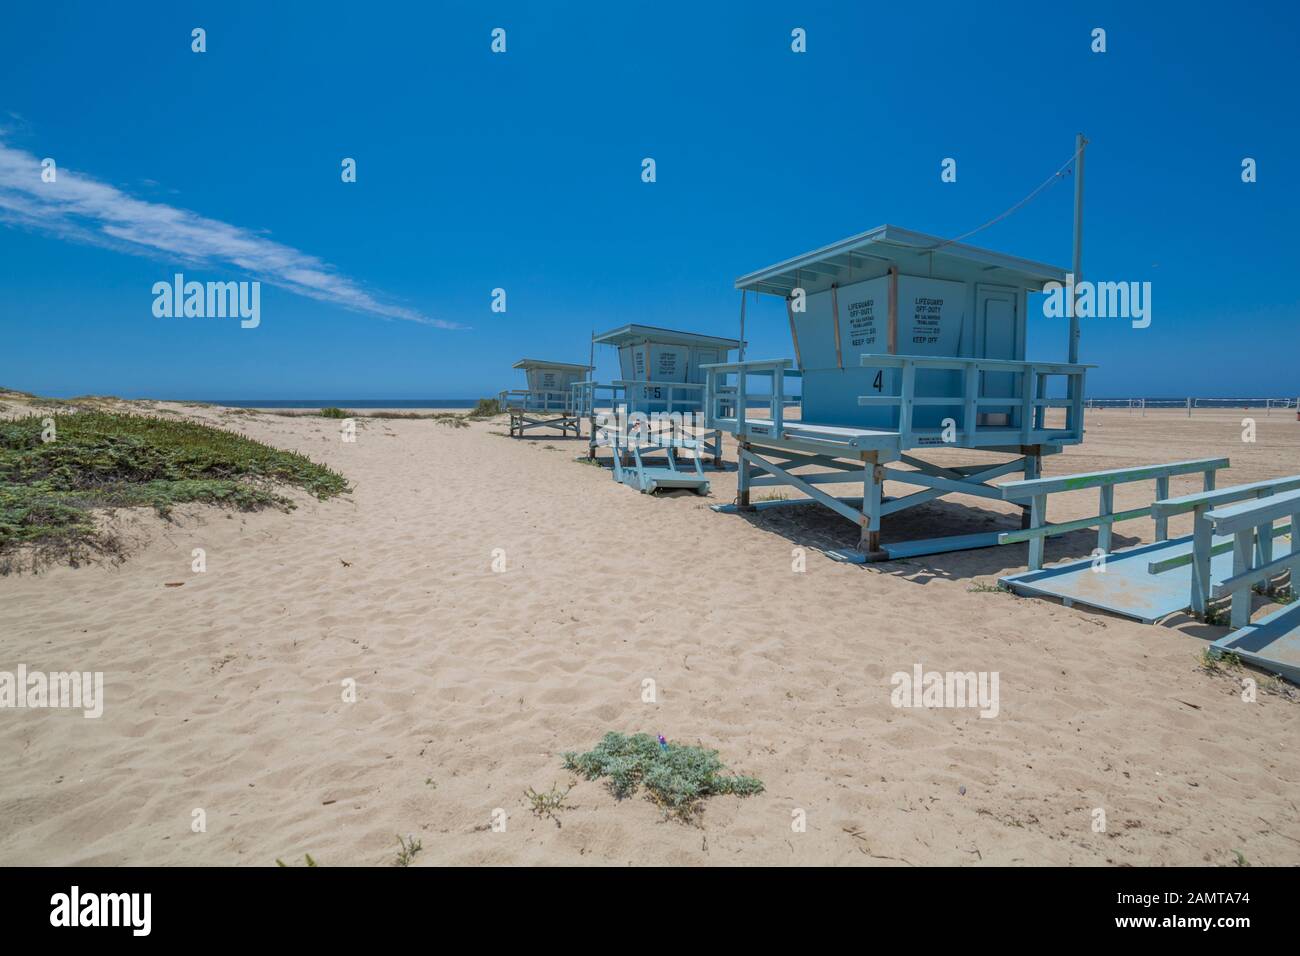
[1070,132,1087,364]
[738,290,747,362]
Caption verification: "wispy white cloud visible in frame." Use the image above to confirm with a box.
[0,139,462,329]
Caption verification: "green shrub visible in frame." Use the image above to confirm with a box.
[0,411,348,571]
[319,407,351,419]
[470,398,502,418]
[563,732,763,822]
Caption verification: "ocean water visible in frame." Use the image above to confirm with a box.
[201,399,479,409]
[202,398,796,409]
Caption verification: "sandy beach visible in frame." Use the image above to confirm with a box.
[2,400,1297,866]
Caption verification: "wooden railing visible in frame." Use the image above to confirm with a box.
[1203,489,1300,627]
[856,354,1090,448]
[610,379,707,414]
[499,388,572,413]
[999,458,1230,571]
[1148,473,1300,615]
[573,380,710,417]
[701,359,802,438]
[571,380,619,418]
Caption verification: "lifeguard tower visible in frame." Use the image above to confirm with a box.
[500,359,591,438]
[574,324,740,494]
[689,122,1299,680]
[705,224,1300,682]
[705,224,1090,559]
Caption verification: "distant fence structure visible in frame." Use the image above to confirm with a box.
[1084,397,1300,417]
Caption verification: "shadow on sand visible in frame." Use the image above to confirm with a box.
[722,496,1143,585]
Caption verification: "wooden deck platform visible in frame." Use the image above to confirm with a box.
[999,535,1237,624]
[713,415,1078,456]
[1214,603,1300,684]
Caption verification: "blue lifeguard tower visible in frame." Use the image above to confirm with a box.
[705,225,1090,559]
[575,324,740,493]
[500,358,592,437]
[686,124,1300,680]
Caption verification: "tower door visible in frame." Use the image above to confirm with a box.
[976,286,1020,424]
[978,287,1018,360]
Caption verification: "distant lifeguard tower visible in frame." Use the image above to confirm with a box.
[705,224,1090,558]
[579,324,740,464]
[500,358,591,437]
[574,324,740,493]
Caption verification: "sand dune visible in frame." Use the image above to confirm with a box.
[2,403,1297,866]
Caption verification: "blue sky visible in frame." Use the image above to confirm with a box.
[1,1,1296,400]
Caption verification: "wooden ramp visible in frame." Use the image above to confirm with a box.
[634,466,710,495]
[611,436,710,496]
[999,536,1236,624]
[1213,604,1300,684]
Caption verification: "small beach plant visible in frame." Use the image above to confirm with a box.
[524,782,574,827]
[1199,648,1241,672]
[393,835,422,867]
[319,406,350,418]
[562,732,763,823]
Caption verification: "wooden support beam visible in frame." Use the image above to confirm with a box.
[1097,484,1114,554]
[1231,530,1253,628]
[860,451,885,559]
[880,459,1026,518]
[880,466,1007,501]
[741,447,868,527]
[1020,449,1041,530]
[736,442,754,510]
[1191,506,1213,616]
[751,471,869,487]
[898,453,965,481]
[1028,494,1047,570]
[1154,476,1169,541]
